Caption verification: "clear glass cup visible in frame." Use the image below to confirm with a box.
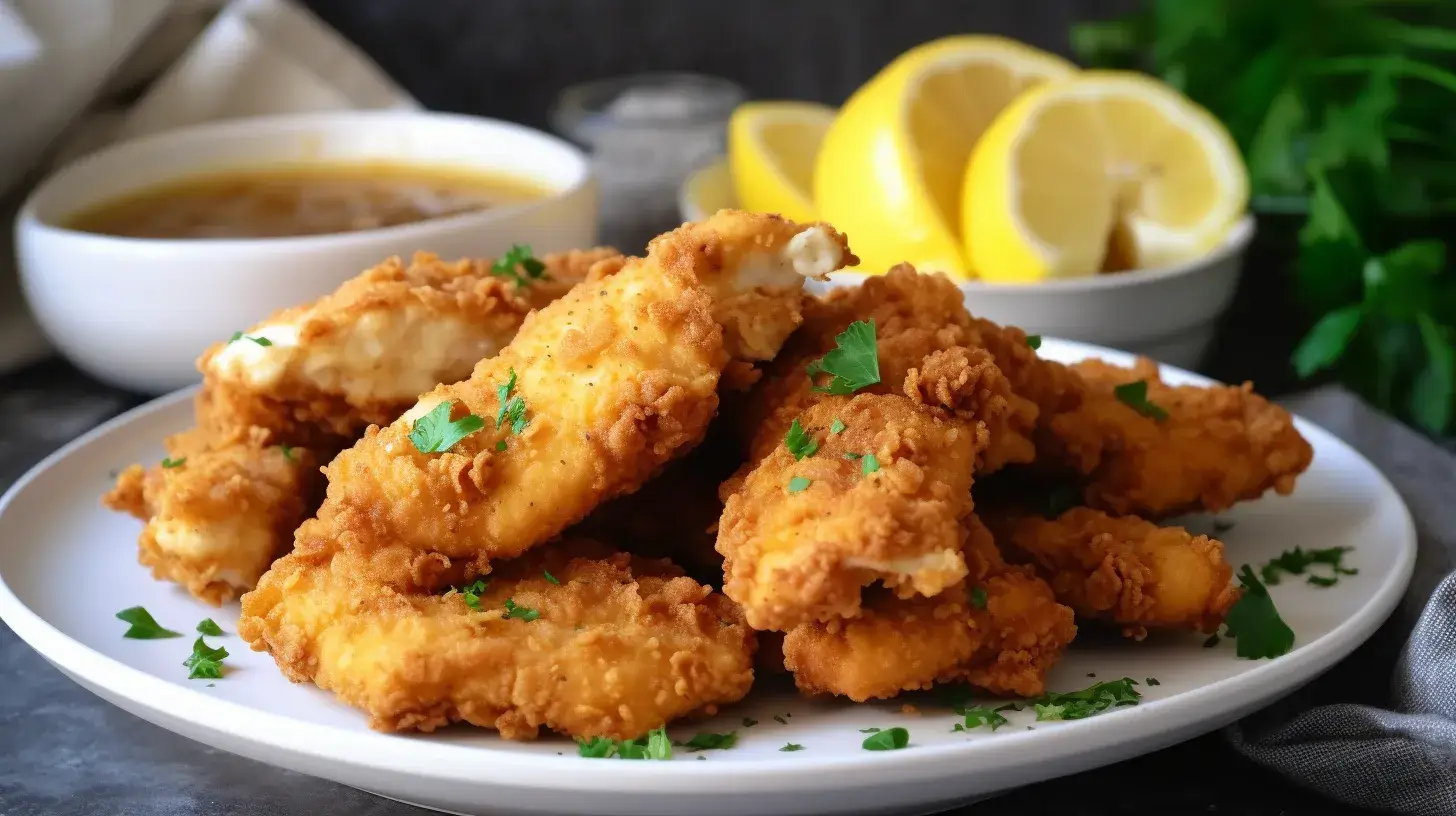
[552,72,746,252]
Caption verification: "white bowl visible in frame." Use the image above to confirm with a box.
[17,110,598,394]
[681,160,1253,369]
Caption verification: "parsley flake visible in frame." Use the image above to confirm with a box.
[787,476,811,494]
[496,440,507,451]
[742,718,758,728]
[683,731,737,752]
[1146,677,1161,686]
[228,331,273,346]
[773,715,788,725]
[862,727,909,751]
[116,607,180,639]
[1113,381,1169,421]
[494,369,529,436]
[161,457,186,469]
[196,618,224,636]
[543,569,560,585]
[278,444,295,462]
[456,578,490,610]
[806,319,880,395]
[1032,678,1141,721]
[576,736,617,758]
[784,418,819,460]
[959,706,1009,731]
[1026,335,1043,350]
[858,727,881,733]
[617,727,672,760]
[1204,634,1221,648]
[490,244,550,288]
[861,453,880,475]
[1261,546,1357,587]
[1224,564,1295,659]
[183,637,228,680]
[970,586,988,610]
[830,418,846,434]
[503,598,540,622]
[409,400,485,454]
[780,743,804,752]
[843,452,863,460]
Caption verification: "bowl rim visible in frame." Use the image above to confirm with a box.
[16,110,594,254]
[680,158,1257,291]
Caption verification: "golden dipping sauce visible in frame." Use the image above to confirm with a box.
[66,162,546,239]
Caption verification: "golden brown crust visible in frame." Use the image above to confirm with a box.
[988,506,1240,637]
[238,540,755,739]
[1041,358,1314,516]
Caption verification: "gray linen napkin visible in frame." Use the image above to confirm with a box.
[1225,385,1456,815]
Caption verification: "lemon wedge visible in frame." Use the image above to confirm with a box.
[963,71,1249,282]
[728,101,835,222]
[814,36,1075,278]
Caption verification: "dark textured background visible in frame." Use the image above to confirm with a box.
[0,1,1377,814]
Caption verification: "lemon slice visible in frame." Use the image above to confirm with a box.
[963,71,1249,282]
[814,36,1075,278]
[728,101,835,222]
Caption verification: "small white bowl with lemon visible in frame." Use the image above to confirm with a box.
[682,36,1255,368]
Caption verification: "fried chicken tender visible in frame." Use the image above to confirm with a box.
[742,264,1034,473]
[300,211,849,568]
[198,249,615,448]
[988,506,1240,638]
[238,540,754,739]
[1042,358,1314,517]
[102,427,324,604]
[718,374,1002,631]
[781,517,1075,701]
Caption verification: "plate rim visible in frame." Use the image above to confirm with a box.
[0,338,1418,795]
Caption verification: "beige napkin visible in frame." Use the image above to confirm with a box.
[3,0,419,376]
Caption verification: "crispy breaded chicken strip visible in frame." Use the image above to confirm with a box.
[198,248,616,448]
[718,380,998,631]
[743,264,1034,473]
[301,211,850,566]
[103,427,324,604]
[1042,358,1314,517]
[238,540,754,739]
[988,506,1239,637]
[781,517,1075,700]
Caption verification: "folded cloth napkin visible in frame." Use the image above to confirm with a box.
[1226,385,1456,816]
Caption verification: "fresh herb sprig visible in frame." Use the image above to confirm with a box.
[1262,546,1359,587]
[491,244,550,288]
[183,637,228,680]
[1032,678,1142,721]
[807,319,881,395]
[409,400,485,454]
[1223,564,1297,659]
[116,607,181,639]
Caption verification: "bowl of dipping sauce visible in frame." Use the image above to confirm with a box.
[16,110,597,393]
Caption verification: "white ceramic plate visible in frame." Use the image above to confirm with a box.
[0,340,1415,816]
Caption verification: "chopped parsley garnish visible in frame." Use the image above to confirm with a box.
[858,727,881,733]
[1043,484,1082,519]
[1223,564,1295,659]
[1026,335,1042,350]
[278,444,295,462]
[1112,381,1169,421]
[787,476,811,494]
[456,578,490,610]
[1204,634,1221,648]
[1260,546,1357,587]
[862,727,909,751]
[196,618,224,636]
[683,731,737,752]
[228,331,273,346]
[409,400,485,453]
[116,607,181,639]
[161,457,186,469]
[183,637,228,680]
[806,319,880,395]
[543,569,560,585]
[490,244,550,287]
[493,368,530,437]
[773,715,788,725]
[780,743,804,752]
[1032,678,1141,721]
[861,453,880,475]
[577,728,672,760]
[830,418,846,434]
[1146,677,1161,686]
[784,418,819,460]
[742,718,758,728]
[1213,519,1237,533]
[956,706,1009,732]
[503,598,540,622]
[496,440,507,451]
[970,586,988,610]
[843,452,862,460]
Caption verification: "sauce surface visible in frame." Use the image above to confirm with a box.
[67,163,545,239]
